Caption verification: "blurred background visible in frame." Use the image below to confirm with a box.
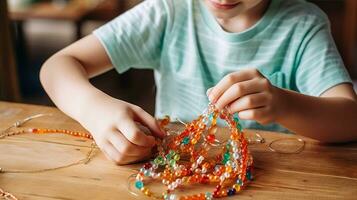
[0,0,357,115]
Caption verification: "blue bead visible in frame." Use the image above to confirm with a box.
[182,137,190,144]
[227,188,236,196]
[209,113,214,121]
[135,180,144,189]
[247,171,253,180]
[205,192,212,200]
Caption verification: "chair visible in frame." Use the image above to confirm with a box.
[0,0,21,101]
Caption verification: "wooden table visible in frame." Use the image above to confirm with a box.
[0,102,356,199]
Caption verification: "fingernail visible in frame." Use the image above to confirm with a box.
[206,88,213,96]
[208,95,216,103]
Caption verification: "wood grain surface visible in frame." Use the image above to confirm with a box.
[0,102,356,200]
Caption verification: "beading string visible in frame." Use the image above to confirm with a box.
[0,114,97,199]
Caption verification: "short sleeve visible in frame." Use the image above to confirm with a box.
[294,19,352,96]
[93,0,172,73]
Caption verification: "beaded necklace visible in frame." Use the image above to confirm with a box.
[0,114,97,200]
[133,104,253,200]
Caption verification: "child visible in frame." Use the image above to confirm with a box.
[40,0,357,164]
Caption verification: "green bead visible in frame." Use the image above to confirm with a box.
[182,137,190,145]
[237,123,242,132]
[165,153,172,160]
[224,152,230,160]
[237,179,243,186]
[246,171,253,180]
[233,113,240,122]
[173,154,180,161]
[222,158,228,165]
[169,150,175,155]
[226,143,231,149]
[154,156,164,165]
[135,180,144,189]
[169,159,176,166]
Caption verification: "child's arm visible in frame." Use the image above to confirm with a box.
[208,68,357,143]
[40,35,165,164]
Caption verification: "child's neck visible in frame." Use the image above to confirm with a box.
[216,0,271,33]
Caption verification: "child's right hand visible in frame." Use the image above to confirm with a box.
[78,93,166,165]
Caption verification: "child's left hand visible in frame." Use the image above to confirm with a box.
[207,68,285,125]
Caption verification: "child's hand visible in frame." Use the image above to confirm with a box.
[207,68,284,125]
[79,94,165,165]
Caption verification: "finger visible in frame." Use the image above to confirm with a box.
[117,118,156,147]
[228,93,269,113]
[238,107,270,122]
[108,130,152,156]
[101,141,120,162]
[215,79,263,109]
[132,106,166,138]
[103,142,150,165]
[209,69,260,103]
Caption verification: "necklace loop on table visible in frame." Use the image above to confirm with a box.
[0,114,98,200]
[268,138,305,154]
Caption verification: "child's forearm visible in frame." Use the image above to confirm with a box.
[40,55,107,121]
[276,88,357,143]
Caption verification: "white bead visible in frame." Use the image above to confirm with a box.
[202,168,207,174]
[224,172,230,178]
[233,153,240,159]
[168,184,174,190]
[169,194,177,200]
[197,156,204,164]
[220,175,225,182]
[172,182,178,188]
[176,178,182,184]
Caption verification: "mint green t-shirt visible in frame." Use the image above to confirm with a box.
[93,0,352,132]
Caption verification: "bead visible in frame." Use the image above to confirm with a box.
[227,188,236,196]
[237,179,243,186]
[206,134,215,143]
[132,106,252,199]
[135,180,144,189]
[224,152,230,160]
[233,184,241,191]
[154,156,165,165]
[174,154,180,161]
[169,159,176,167]
[169,194,177,200]
[246,170,253,180]
[205,192,213,200]
[182,137,190,145]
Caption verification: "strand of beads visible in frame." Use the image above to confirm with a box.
[30,128,93,139]
[133,104,253,200]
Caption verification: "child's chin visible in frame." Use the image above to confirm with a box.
[210,10,242,20]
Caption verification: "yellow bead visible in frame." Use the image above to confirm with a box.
[233,184,241,191]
